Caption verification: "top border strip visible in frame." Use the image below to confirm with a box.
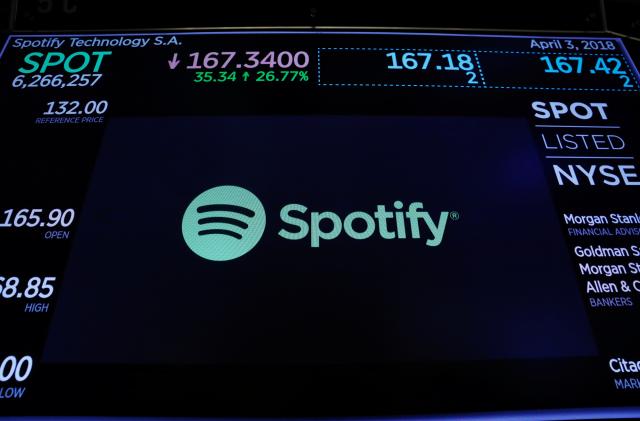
[0,30,636,81]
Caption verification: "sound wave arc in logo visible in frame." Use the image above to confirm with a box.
[182,186,266,261]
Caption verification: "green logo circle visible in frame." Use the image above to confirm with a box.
[181,186,266,261]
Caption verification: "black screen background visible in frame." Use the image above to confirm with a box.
[43,116,594,364]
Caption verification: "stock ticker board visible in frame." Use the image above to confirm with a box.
[1,30,640,418]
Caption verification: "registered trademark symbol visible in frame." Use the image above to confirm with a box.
[449,211,460,221]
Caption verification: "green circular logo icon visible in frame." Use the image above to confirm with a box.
[182,186,266,261]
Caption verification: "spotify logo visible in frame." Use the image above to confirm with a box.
[183,185,455,261]
[181,186,266,261]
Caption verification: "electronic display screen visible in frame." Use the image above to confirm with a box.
[1,30,640,418]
